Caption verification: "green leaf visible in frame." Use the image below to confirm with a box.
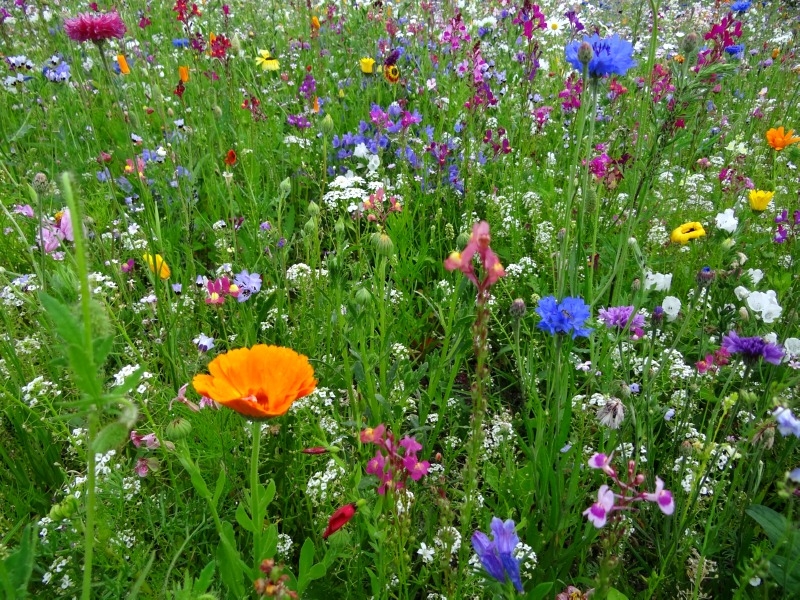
[195,560,216,594]
[39,292,102,399]
[261,479,276,510]
[262,523,278,559]
[607,588,630,600]
[93,420,132,454]
[529,582,554,600]
[127,549,156,599]
[213,467,227,509]
[747,505,800,556]
[0,523,37,595]
[177,451,210,500]
[216,521,246,598]
[235,503,254,533]
[299,537,315,581]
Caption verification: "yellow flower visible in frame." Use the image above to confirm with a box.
[748,189,774,212]
[383,64,400,84]
[117,54,130,75]
[193,345,317,419]
[359,57,376,74]
[670,222,706,244]
[143,253,171,279]
[255,49,279,71]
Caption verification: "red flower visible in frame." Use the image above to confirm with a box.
[322,503,357,539]
[224,149,237,166]
[64,11,127,44]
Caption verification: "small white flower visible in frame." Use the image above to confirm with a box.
[662,296,681,321]
[417,542,435,564]
[714,208,738,233]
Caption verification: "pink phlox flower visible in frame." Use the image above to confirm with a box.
[642,477,675,515]
[583,485,616,528]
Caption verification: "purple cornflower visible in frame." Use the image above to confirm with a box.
[721,331,784,365]
[536,296,592,339]
[471,518,524,593]
[598,305,645,336]
[565,34,637,77]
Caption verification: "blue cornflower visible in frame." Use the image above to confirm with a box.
[172,38,190,48]
[565,34,637,77]
[536,296,592,339]
[730,1,751,13]
[725,44,745,59]
[472,518,523,592]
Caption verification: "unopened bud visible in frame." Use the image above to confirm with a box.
[355,287,372,305]
[631,278,641,291]
[319,113,334,135]
[578,41,594,65]
[307,201,320,217]
[303,218,317,234]
[166,417,192,440]
[456,231,471,247]
[279,177,292,196]
[510,298,527,318]
[739,306,749,321]
[681,32,700,54]
[696,266,715,287]
[212,105,223,118]
[371,231,394,256]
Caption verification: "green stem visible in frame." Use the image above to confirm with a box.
[81,410,98,600]
[250,419,262,565]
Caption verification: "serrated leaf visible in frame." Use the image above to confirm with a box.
[195,560,216,593]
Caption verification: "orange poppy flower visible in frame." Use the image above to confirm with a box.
[178,65,190,82]
[117,54,130,75]
[224,149,237,165]
[766,127,800,151]
[193,345,317,419]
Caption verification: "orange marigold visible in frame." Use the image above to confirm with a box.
[193,345,317,419]
[766,126,800,151]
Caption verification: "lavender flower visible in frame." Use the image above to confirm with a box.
[471,518,524,592]
[234,269,262,302]
[193,333,215,353]
[598,305,645,335]
[721,331,784,365]
[773,407,800,438]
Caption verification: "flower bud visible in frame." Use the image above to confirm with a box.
[303,218,317,235]
[32,172,49,194]
[213,105,223,118]
[371,231,394,257]
[696,266,715,287]
[166,417,192,440]
[456,231,471,247]
[319,113,334,135]
[334,217,346,235]
[510,298,527,318]
[279,177,292,196]
[577,41,594,65]
[739,306,749,321]
[49,495,78,520]
[307,201,320,217]
[681,32,700,54]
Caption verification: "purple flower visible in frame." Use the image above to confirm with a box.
[471,518,523,592]
[721,331,783,365]
[536,296,592,339]
[193,333,215,353]
[233,269,262,302]
[773,407,800,438]
[583,485,616,528]
[598,305,645,333]
[64,11,127,45]
[13,204,35,218]
[642,477,675,515]
[565,34,637,77]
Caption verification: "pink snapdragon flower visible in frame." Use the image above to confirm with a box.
[444,221,506,293]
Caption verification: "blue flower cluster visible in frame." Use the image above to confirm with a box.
[565,34,637,77]
[536,296,592,339]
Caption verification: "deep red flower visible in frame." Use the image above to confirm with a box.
[224,149,237,166]
[64,11,127,44]
[322,503,357,539]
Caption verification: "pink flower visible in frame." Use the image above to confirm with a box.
[583,485,616,528]
[169,383,201,412]
[64,11,127,44]
[403,455,430,481]
[130,431,160,449]
[360,424,386,445]
[642,477,675,515]
[588,452,616,477]
[444,221,506,290]
[135,457,150,477]
[13,204,35,218]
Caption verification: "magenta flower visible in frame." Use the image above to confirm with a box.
[643,477,675,515]
[583,485,616,528]
[130,431,160,449]
[588,452,616,477]
[64,11,127,44]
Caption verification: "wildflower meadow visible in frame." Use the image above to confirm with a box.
[3,0,800,598]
